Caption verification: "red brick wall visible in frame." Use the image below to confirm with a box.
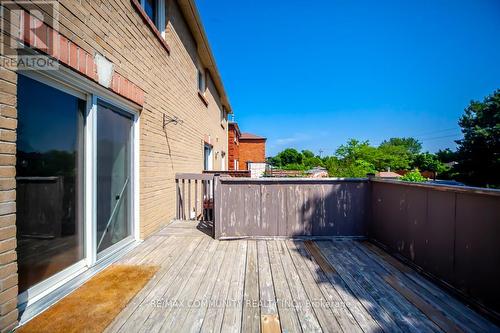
[238,139,266,170]
[228,125,240,170]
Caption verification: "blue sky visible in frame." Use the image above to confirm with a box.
[196,0,500,156]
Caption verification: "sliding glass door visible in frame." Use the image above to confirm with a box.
[16,75,85,293]
[96,101,133,254]
[16,73,137,306]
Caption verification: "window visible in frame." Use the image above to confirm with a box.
[197,68,206,93]
[140,0,166,37]
[204,144,213,171]
[143,0,156,22]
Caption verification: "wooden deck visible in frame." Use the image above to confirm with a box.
[105,220,497,333]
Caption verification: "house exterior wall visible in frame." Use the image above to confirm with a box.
[228,123,240,170]
[238,139,266,170]
[0,0,228,329]
[0,67,18,333]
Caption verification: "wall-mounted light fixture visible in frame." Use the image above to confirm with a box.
[163,114,183,128]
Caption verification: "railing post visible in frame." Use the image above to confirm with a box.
[213,175,221,239]
[366,173,375,238]
[194,179,198,220]
[182,179,185,219]
[188,179,191,220]
[175,178,179,219]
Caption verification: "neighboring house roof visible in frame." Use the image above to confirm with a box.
[377,171,402,178]
[305,167,328,174]
[240,132,267,140]
[178,0,232,113]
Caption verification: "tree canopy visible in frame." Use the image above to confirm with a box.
[455,89,500,187]
[267,89,499,187]
[269,137,441,178]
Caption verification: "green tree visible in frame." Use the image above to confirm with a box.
[436,148,457,163]
[413,153,448,174]
[401,169,426,182]
[456,89,500,187]
[276,148,303,166]
[267,156,282,167]
[327,140,377,177]
[377,137,422,170]
[380,137,422,155]
[301,150,323,169]
[376,144,412,170]
[301,150,315,159]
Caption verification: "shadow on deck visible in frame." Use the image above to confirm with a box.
[104,222,498,333]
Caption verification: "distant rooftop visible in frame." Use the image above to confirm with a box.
[377,171,402,178]
[240,132,266,140]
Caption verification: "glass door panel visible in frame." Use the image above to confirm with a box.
[96,101,133,253]
[16,75,85,293]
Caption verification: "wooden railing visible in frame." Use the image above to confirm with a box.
[203,170,250,178]
[175,173,215,222]
[212,177,370,239]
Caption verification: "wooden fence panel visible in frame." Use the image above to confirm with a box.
[370,179,500,316]
[214,178,370,239]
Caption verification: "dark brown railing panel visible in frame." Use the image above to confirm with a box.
[370,179,500,317]
[213,178,370,239]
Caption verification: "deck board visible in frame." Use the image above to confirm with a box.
[176,241,230,333]
[102,222,498,333]
[242,241,260,333]
[266,241,302,333]
[277,240,322,332]
[329,241,437,333]
[220,240,247,333]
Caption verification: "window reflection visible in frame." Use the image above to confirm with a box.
[96,102,132,253]
[16,75,85,293]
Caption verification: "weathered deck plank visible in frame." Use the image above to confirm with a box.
[331,241,439,332]
[116,237,209,333]
[286,240,343,333]
[101,223,497,333]
[199,241,238,333]
[220,240,248,333]
[141,238,216,332]
[175,241,230,333]
[303,241,381,333]
[290,241,364,333]
[359,241,498,332]
[315,240,404,332]
[155,240,221,332]
[105,236,189,333]
[242,241,260,333]
[277,240,322,332]
[266,241,302,333]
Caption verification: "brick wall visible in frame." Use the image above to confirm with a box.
[238,139,266,170]
[0,0,228,329]
[228,124,239,170]
[0,28,19,332]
